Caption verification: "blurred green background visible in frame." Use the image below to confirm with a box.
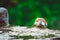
[0,0,60,30]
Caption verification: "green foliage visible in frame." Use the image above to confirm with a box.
[41,34,55,38]
[8,0,60,30]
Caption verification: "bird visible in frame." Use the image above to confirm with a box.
[0,7,9,28]
[34,18,47,29]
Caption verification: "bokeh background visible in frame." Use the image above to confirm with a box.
[0,0,60,30]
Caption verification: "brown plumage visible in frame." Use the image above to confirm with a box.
[34,18,47,29]
[0,7,9,28]
[0,19,6,28]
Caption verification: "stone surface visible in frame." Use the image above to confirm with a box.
[0,26,60,40]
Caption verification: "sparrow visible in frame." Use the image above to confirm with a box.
[34,18,47,29]
[0,7,9,28]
